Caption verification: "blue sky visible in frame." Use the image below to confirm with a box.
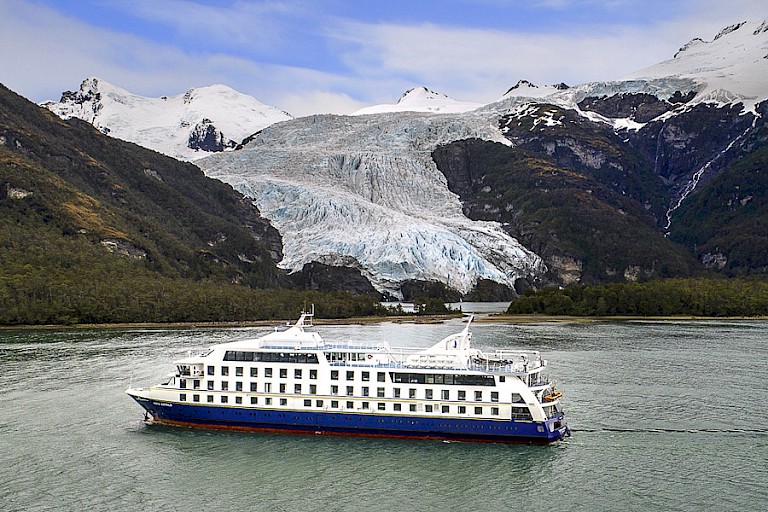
[1,0,765,116]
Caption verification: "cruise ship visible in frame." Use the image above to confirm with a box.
[126,309,570,443]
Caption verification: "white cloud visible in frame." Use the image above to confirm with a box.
[1,0,766,117]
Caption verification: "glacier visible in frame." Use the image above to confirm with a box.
[198,111,546,298]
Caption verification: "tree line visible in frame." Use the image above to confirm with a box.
[506,278,768,317]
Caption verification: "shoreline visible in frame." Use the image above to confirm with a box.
[2,313,767,331]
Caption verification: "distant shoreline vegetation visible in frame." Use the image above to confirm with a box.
[506,278,768,317]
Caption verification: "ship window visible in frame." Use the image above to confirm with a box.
[264,383,271,392]
[346,401,353,409]
[193,394,200,402]
[394,388,401,398]
[377,387,385,398]
[265,368,273,378]
[207,366,214,375]
[346,386,354,396]
[511,393,524,403]
[362,387,369,397]
[310,369,317,380]
[331,400,339,408]
[425,405,433,413]
[499,376,505,382]
[458,406,466,414]
[491,392,499,402]
[304,399,312,407]
[458,390,466,401]
[207,395,214,403]
[362,371,370,381]
[425,389,433,400]
[310,385,317,394]
[180,379,187,389]
[409,404,417,412]
[265,398,272,405]
[409,388,416,399]
[378,402,386,411]
[377,372,386,382]
[250,383,258,392]
[221,396,228,404]
[280,369,287,378]
[475,391,482,401]
[491,407,499,416]
[362,402,369,410]
[475,407,483,415]
[221,366,229,376]
[441,390,449,400]
[279,399,287,406]
[250,368,258,377]
[346,371,354,381]
[513,406,535,421]
[331,370,339,380]
[441,405,449,413]
[295,369,302,379]
[236,382,243,392]
[221,381,229,391]
[394,404,402,411]
[235,397,242,404]
[251,397,258,404]
[295,384,302,394]
[331,385,339,395]
[180,393,187,401]
[236,367,243,377]
[279,384,286,393]
[316,400,324,408]
[207,381,214,390]
[193,380,200,389]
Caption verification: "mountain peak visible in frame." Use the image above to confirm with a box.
[352,87,482,116]
[43,79,292,160]
[627,18,768,112]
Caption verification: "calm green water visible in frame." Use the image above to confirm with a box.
[1,319,766,511]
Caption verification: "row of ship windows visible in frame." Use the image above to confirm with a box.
[180,379,510,402]
[176,393,529,417]
[199,366,502,386]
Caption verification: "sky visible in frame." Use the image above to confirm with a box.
[1,0,765,117]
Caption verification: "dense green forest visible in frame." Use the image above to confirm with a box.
[506,278,768,317]
[0,219,384,325]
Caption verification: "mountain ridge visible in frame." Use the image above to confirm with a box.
[36,18,768,297]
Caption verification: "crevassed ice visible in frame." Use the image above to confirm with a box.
[200,112,545,298]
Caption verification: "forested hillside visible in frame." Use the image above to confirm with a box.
[0,84,380,324]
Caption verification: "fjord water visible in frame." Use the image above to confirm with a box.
[1,319,766,512]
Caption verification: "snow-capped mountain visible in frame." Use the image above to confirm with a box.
[628,20,768,112]
[198,18,768,295]
[42,77,292,161]
[39,19,768,296]
[352,87,483,115]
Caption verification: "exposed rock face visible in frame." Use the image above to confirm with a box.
[547,256,583,286]
[578,91,695,123]
[188,118,236,152]
[292,261,381,297]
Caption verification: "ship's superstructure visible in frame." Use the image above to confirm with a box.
[126,310,570,443]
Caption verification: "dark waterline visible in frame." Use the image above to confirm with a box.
[1,319,766,511]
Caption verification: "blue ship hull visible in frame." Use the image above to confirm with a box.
[129,394,569,444]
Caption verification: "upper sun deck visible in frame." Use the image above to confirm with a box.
[175,311,546,376]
